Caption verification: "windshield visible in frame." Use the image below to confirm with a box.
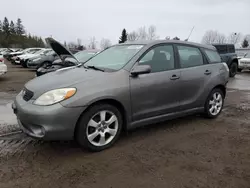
[84,45,144,70]
[74,51,97,62]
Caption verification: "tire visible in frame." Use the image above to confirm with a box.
[76,104,123,152]
[204,88,224,119]
[37,61,52,70]
[238,68,242,72]
[229,62,238,77]
[21,60,28,68]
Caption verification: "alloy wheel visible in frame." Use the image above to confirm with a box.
[208,92,223,116]
[86,110,119,147]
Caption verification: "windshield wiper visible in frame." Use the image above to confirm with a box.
[84,65,104,72]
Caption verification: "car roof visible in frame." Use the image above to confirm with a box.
[117,40,216,50]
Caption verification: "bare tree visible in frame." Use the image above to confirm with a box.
[127,31,139,41]
[147,25,158,40]
[201,30,219,44]
[227,32,242,44]
[127,25,159,41]
[217,33,227,44]
[137,26,147,40]
[88,37,97,49]
[77,38,82,46]
[100,38,112,49]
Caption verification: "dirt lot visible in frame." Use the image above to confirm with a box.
[0,61,250,188]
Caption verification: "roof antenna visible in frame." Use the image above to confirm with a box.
[185,26,195,41]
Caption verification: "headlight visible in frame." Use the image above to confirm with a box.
[33,88,76,106]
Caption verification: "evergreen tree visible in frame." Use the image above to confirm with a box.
[9,21,16,35]
[0,21,2,32]
[15,18,25,35]
[119,29,128,43]
[2,17,10,36]
[242,38,249,48]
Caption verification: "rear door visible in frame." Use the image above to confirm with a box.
[175,45,211,110]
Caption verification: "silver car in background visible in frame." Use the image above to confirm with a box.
[12,38,229,152]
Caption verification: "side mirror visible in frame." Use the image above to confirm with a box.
[131,65,151,76]
[244,53,248,57]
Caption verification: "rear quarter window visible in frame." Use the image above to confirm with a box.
[227,45,235,53]
[204,49,221,63]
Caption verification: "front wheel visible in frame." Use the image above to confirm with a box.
[76,104,123,152]
[204,88,224,118]
[237,68,242,72]
[229,62,238,77]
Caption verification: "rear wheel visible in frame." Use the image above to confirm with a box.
[76,104,123,152]
[229,62,238,77]
[204,88,224,118]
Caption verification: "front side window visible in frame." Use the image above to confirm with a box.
[177,45,204,68]
[138,45,175,73]
[204,49,221,63]
[84,45,143,70]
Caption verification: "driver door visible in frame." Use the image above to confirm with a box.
[130,44,181,122]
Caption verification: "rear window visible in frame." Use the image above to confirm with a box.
[204,49,221,63]
[214,45,227,54]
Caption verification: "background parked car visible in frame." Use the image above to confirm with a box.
[27,50,58,69]
[238,53,250,72]
[212,44,238,77]
[20,48,52,68]
[11,48,43,65]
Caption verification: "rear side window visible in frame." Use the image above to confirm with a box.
[204,49,221,63]
[227,45,235,53]
[177,45,204,68]
[214,45,227,54]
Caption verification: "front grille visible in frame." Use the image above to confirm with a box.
[23,88,34,101]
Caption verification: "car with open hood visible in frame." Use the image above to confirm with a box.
[12,39,229,152]
[36,38,99,76]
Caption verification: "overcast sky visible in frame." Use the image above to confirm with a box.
[1,0,250,46]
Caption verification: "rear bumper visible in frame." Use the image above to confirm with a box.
[12,94,86,140]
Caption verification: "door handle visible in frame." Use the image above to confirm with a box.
[170,74,180,80]
[204,70,211,75]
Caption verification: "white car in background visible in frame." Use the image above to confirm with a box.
[0,55,7,76]
[238,53,250,72]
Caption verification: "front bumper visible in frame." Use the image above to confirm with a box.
[12,94,86,140]
[0,64,7,76]
[238,62,250,69]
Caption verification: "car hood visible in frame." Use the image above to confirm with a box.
[240,58,250,62]
[45,37,78,63]
[17,53,32,59]
[25,67,112,98]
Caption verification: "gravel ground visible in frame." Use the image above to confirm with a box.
[0,61,250,188]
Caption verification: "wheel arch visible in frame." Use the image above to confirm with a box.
[74,98,128,137]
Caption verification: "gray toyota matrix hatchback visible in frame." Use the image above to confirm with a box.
[12,38,229,151]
